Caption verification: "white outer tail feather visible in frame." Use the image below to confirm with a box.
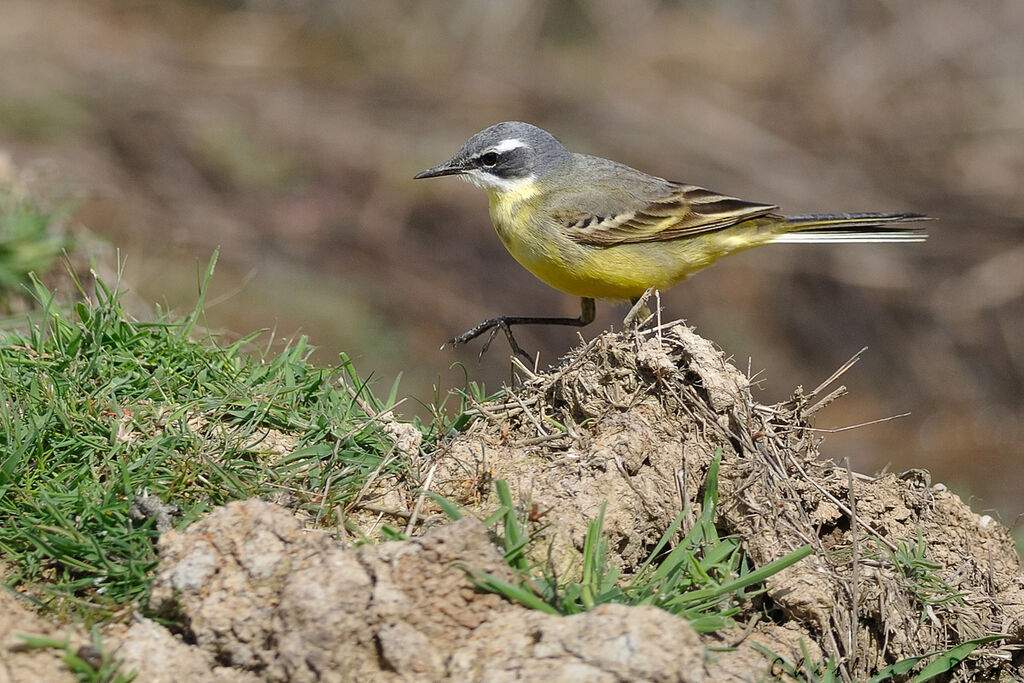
[770,212,931,244]
[771,232,928,244]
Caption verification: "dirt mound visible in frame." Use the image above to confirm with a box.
[352,322,1024,680]
[6,323,1022,680]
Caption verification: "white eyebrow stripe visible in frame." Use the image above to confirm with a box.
[493,138,526,153]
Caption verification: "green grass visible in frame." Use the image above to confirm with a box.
[866,635,1008,683]
[0,254,418,622]
[457,450,813,633]
[890,529,963,617]
[17,630,137,683]
[751,640,839,683]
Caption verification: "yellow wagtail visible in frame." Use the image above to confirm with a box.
[415,121,929,359]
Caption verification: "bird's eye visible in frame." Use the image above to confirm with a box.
[480,152,499,168]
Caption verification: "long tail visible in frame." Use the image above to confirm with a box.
[771,212,931,244]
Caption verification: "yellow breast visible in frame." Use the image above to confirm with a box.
[488,185,629,298]
[487,181,541,241]
[487,184,585,286]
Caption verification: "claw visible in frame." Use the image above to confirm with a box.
[479,324,502,358]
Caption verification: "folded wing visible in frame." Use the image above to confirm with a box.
[556,184,778,247]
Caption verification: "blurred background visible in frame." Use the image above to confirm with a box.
[1,1,1021,528]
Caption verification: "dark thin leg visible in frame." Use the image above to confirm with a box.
[443,297,596,360]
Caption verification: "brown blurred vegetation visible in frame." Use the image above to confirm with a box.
[1,1,1022,524]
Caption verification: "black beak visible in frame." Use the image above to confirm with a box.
[414,160,465,180]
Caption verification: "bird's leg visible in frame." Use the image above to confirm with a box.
[444,297,596,360]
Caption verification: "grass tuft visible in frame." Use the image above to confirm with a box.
[865,634,1008,683]
[0,253,418,622]
[458,450,813,632]
[890,529,963,616]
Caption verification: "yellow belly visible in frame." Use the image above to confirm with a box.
[526,241,723,300]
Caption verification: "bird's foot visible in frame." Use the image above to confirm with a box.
[442,317,533,362]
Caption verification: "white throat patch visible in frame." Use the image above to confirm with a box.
[461,169,536,193]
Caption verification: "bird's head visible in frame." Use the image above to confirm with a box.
[414,121,571,195]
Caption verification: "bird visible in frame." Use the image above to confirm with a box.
[414,121,929,359]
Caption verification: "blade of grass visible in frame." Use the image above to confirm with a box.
[866,634,1007,683]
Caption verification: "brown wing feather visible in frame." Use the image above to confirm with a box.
[560,184,778,247]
